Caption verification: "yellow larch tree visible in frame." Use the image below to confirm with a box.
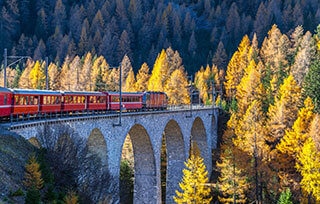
[68,55,82,91]
[135,62,150,91]
[217,102,249,203]
[296,137,320,202]
[260,25,290,77]
[173,154,212,203]
[48,62,60,90]
[235,60,264,115]
[217,148,248,204]
[19,59,34,89]
[164,68,189,105]
[194,65,212,105]
[0,67,18,88]
[233,100,271,203]
[80,52,93,91]
[91,55,108,91]
[277,97,315,157]
[59,56,72,90]
[123,69,136,92]
[224,35,251,100]
[24,154,44,190]
[148,49,168,91]
[260,25,291,100]
[310,114,320,150]
[29,60,46,89]
[266,74,301,197]
[63,190,79,204]
[266,74,301,149]
[98,57,110,86]
[106,67,119,91]
[211,64,225,92]
[194,67,206,104]
[275,97,315,198]
[216,135,248,204]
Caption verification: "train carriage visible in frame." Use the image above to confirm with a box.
[61,91,107,113]
[105,92,143,111]
[11,89,62,116]
[61,91,87,113]
[0,87,13,117]
[86,92,107,112]
[142,91,168,110]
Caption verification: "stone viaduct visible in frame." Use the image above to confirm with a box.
[3,107,219,203]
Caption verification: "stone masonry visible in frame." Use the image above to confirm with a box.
[7,108,219,203]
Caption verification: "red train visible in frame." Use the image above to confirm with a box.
[0,87,168,119]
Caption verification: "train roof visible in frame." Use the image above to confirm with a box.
[61,91,105,95]
[105,91,143,95]
[143,91,166,94]
[11,89,61,95]
[0,86,12,93]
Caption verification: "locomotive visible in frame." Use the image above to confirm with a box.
[0,87,168,119]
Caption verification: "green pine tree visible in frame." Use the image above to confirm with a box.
[278,188,293,204]
[303,57,320,113]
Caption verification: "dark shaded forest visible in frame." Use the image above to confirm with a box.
[1,0,319,75]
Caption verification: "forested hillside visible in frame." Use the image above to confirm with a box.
[215,24,320,203]
[1,0,320,73]
[2,0,320,203]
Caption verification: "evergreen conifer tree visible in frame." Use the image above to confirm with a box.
[277,188,293,204]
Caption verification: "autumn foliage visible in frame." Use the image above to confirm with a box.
[218,24,320,203]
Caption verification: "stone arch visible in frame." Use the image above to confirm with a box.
[191,117,209,166]
[86,128,107,167]
[163,119,185,203]
[127,124,156,203]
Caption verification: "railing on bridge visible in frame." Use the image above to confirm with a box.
[0,104,219,130]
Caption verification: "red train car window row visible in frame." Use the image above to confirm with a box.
[63,96,86,104]
[14,95,39,105]
[111,96,141,103]
[43,96,61,105]
[89,96,107,103]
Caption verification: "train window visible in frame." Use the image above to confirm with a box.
[113,96,119,102]
[19,97,23,105]
[44,96,47,105]
[34,97,38,105]
[29,96,34,105]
